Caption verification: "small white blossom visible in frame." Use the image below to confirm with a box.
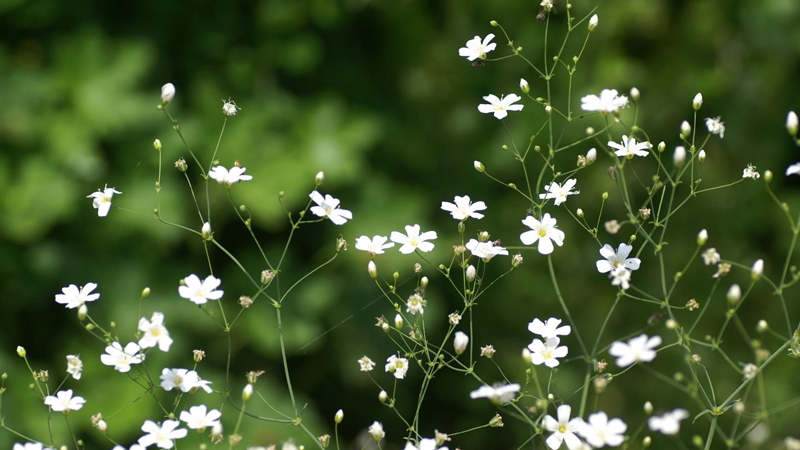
[368,421,385,441]
[609,267,632,290]
[539,179,579,206]
[469,383,520,404]
[520,213,565,255]
[581,89,628,113]
[478,94,524,120]
[222,99,240,116]
[458,34,496,61]
[179,274,224,305]
[528,317,571,341]
[14,444,54,450]
[180,405,221,430]
[705,116,725,138]
[786,163,800,176]
[529,337,568,368]
[596,243,641,273]
[406,293,424,315]
[44,389,85,413]
[208,165,253,185]
[743,164,760,180]
[138,420,188,449]
[355,235,394,255]
[404,438,448,450]
[309,191,353,225]
[100,342,143,372]
[358,356,375,372]
[138,312,173,352]
[160,368,213,393]
[702,248,720,265]
[543,405,584,450]
[391,224,438,254]
[540,0,554,11]
[743,363,758,380]
[648,409,689,435]
[66,355,82,380]
[579,412,627,447]
[465,239,508,261]
[385,355,409,379]
[441,195,487,220]
[609,334,662,367]
[608,135,652,158]
[87,186,122,217]
[55,282,100,309]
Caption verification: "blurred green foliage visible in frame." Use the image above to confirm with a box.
[2,0,800,448]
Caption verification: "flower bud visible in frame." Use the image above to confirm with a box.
[261,270,275,285]
[602,191,609,200]
[394,314,403,330]
[512,254,523,268]
[520,78,530,94]
[727,284,741,305]
[490,20,499,27]
[201,222,213,240]
[378,390,388,403]
[630,87,640,102]
[474,161,485,173]
[673,146,686,167]
[174,158,188,172]
[453,331,469,355]
[657,141,666,153]
[16,346,26,358]
[751,259,763,280]
[698,149,706,162]
[787,111,799,136]
[78,304,88,321]
[697,229,708,246]
[466,265,476,282]
[381,323,389,332]
[680,121,691,139]
[644,401,653,415]
[153,139,162,151]
[420,276,428,288]
[335,409,344,423]
[588,14,598,31]
[693,93,703,110]
[642,436,651,448]
[242,383,253,402]
[584,148,597,166]
[756,320,768,333]
[369,421,384,441]
[368,261,377,279]
[97,420,108,433]
[161,83,176,104]
[489,413,504,427]
[545,105,552,116]
[764,170,773,183]
[315,171,324,186]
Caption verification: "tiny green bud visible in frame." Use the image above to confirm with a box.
[586,127,595,135]
[153,139,162,151]
[764,170,773,183]
[242,383,253,401]
[489,413,504,428]
[642,436,651,448]
[602,192,609,200]
[658,141,666,153]
[16,346,26,358]
[630,87,640,102]
[692,435,704,448]
[490,20,499,26]
[335,409,344,423]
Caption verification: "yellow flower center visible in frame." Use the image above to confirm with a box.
[559,425,567,433]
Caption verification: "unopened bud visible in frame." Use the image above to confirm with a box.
[680,121,691,139]
[630,87,640,102]
[489,413,504,428]
[420,276,428,288]
[751,259,764,280]
[697,229,708,246]
[153,139,162,151]
[368,261,377,279]
[657,141,666,153]
[673,146,686,167]
[787,111,799,136]
[315,171,324,186]
[693,93,703,110]
[479,231,490,242]
[512,254,523,268]
[644,401,653,415]
[698,149,706,162]
[490,20,499,27]
[576,208,584,218]
[642,436,651,448]
[520,78,530,94]
[474,161,485,173]
[378,390,388,403]
[588,14,598,31]
[161,83,176,104]
[586,148,597,165]
[453,331,469,355]
[764,170,773,183]
[16,346,25,358]
[727,284,741,305]
[394,314,403,330]
[756,320,768,333]
[466,265,476,282]
[242,384,253,401]
[666,319,679,330]
[261,270,275,285]
[545,105,552,116]
[602,192,609,200]
[78,304,88,321]
[335,409,344,423]
[201,222,213,240]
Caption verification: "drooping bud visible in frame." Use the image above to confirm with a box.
[693,93,703,110]
[161,83,176,104]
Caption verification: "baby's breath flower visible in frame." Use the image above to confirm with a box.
[604,220,621,234]
[179,274,223,305]
[480,345,496,358]
[209,165,253,186]
[543,405,583,450]
[581,89,628,114]
[406,293,424,315]
[66,355,82,380]
[368,421,385,441]
[138,419,188,449]
[743,164,760,180]
[520,213,565,255]
[528,337,568,368]
[673,146,686,167]
[596,243,641,274]
[309,191,352,225]
[680,121,692,139]
[87,186,122,217]
[138,312,173,352]
[55,283,100,309]
[743,363,758,380]
[478,94,524,120]
[101,342,143,372]
[180,405,221,430]
[705,116,725,138]
[697,229,708,246]
[193,350,206,362]
[466,239,508,261]
[358,356,375,372]
[608,135,651,158]
[385,355,409,379]
[355,235,394,255]
[648,409,688,435]
[586,148,597,164]
[713,262,731,278]
[469,383,520,404]
[222,99,240,116]
[391,225,437,254]
[458,34,496,61]
[609,334,662,367]
[698,149,707,162]
[44,389,85,413]
[441,195,487,220]
[528,317,571,340]
[160,368,212,393]
[686,299,700,311]
[579,412,627,447]
[448,312,462,325]
[539,179,579,206]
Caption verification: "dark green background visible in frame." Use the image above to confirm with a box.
[2,0,800,448]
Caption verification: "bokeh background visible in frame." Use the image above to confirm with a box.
[2,0,800,448]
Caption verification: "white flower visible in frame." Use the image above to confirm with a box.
[138,312,173,352]
[405,438,448,450]
[66,355,82,380]
[44,389,85,413]
[528,337,568,368]
[458,34,496,61]
[222,99,240,116]
[609,267,631,290]
[453,331,469,355]
[581,89,628,113]
[579,412,627,447]
[743,363,757,380]
[385,355,409,379]
[469,383,520,404]
[100,342,143,372]
[180,405,221,430]
[87,186,122,217]
[161,368,212,393]
[368,421,385,441]
[609,334,662,367]
[705,116,725,138]
[596,244,641,273]
[309,191,353,225]
[55,283,100,309]
[358,356,375,372]
[743,164,760,180]
[208,165,253,185]
[520,213,565,255]
[608,135,652,158]
[391,224,438,254]
[406,293,424,315]
[702,248,720,265]
[540,179,579,206]
[540,0,554,11]
[179,274,224,305]
[528,317,571,341]
[465,239,508,261]
[543,405,584,450]
[161,83,176,104]
[138,420,187,449]
[13,444,53,450]
[441,195,487,220]
[355,235,394,255]
[648,409,689,435]
[478,94,524,120]
[786,163,800,176]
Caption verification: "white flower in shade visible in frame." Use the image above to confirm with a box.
[469,383,520,404]
[520,214,565,255]
[579,412,627,447]
[465,239,508,261]
[309,191,353,225]
[391,224,438,254]
[179,405,221,430]
[596,244,641,273]
[648,409,689,435]
[705,117,725,138]
[160,368,212,393]
[441,195,487,220]
[138,312,173,352]
[540,179,579,206]
[404,438,448,450]
[368,421,385,441]
[208,165,253,185]
[87,186,122,217]
[529,337,568,368]
[55,283,100,309]
[609,334,662,367]
[161,83,176,103]
[66,355,82,380]
[743,363,757,380]
[14,444,53,450]
[44,389,85,413]
[358,356,375,372]
[221,99,240,116]
[702,248,720,265]
[786,163,800,176]
[478,94,524,120]
[743,164,760,180]
[138,420,187,449]
[540,0,554,11]
[179,274,224,305]
[608,135,652,158]
[355,235,394,255]
[528,317,571,341]
[385,355,409,379]
[543,405,584,450]
[581,89,628,113]
[406,293,424,315]
[609,267,631,290]
[458,34,496,61]
[100,342,143,372]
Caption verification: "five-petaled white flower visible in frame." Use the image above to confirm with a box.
[358,356,375,372]
[702,248,720,266]
[180,405,221,430]
[465,239,508,261]
[101,342,143,372]
[578,412,627,448]
[608,135,652,158]
[160,368,213,393]
[441,195,487,220]
[528,317,571,341]
[540,179,579,206]
[743,164,760,180]
[705,117,725,138]
[44,389,85,413]
[529,337,568,368]
[179,274,224,305]
[458,34,496,61]
[385,354,409,379]
[404,438,449,450]
[208,165,253,186]
[355,235,394,255]
[14,444,54,450]
[609,334,662,367]
[596,244,641,273]
[138,312,173,352]
[609,267,632,290]
[786,163,800,176]
[581,89,629,114]
[469,383,520,404]
[520,214,565,255]
[66,355,82,380]
[309,191,353,225]
[87,186,122,217]
[138,420,188,449]
[55,282,100,309]
[543,405,584,450]
[391,224,438,254]
[406,293,424,315]
[478,94,524,120]
[648,409,689,435]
